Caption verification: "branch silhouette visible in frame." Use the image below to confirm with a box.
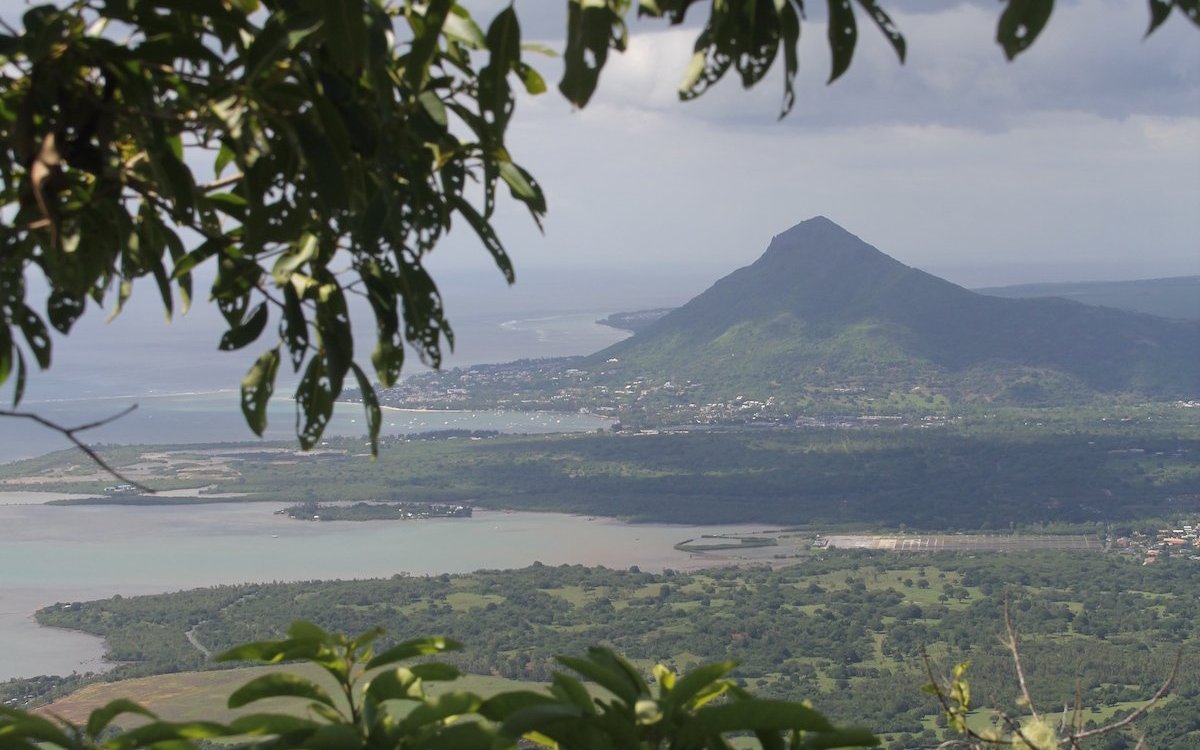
[0,405,154,493]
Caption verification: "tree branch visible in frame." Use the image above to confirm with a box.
[0,405,155,493]
[1003,593,1040,721]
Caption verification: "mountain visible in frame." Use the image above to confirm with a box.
[589,217,1200,405]
[977,276,1200,321]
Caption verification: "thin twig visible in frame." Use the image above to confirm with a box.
[1003,594,1039,721]
[919,649,996,747]
[1069,649,1181,743]
[0,405,155,493]
[995,709,1039,749]
[199,172,244,192]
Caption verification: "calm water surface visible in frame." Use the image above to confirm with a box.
[0,503,770,680]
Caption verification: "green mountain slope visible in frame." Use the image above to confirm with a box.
[589,217,1200,405]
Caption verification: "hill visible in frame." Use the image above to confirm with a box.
[978,276,1200,321]
[589,217,1200,406]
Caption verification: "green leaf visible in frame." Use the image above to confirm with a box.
[778,2,802,117]
[681,700,838,742]
[555,648,644,705]
[296,355,335,449]
[350,362,381,457]
[287,722,358,750]
[0,705,79,748]
[228,713,320,737]
[366,668,425,704]
[86,699,157,738]
[516,62,547,95]
[560,1,629,108]
[365,636,462,670]
[418,90,448,127]
[99,720,231,750]
[451,195,514,284]
[826,0,858,83]
[479,690,558,722]
[46,291,85,334]
[407,0,456,88]
[207,192,247,221]
[314,277,352,397]
[0,327,12,394]
[172,238,222,281]
[498,160,543,209]
[794,728,881,749]
[321,1,368,72]
[291,115,349,211]
[12,348,26,407]
[479,6,521,131]
[521,41,558,57]
[226,673,339,710]
[371,338,403,389]
[17,306,50,369]
[550,672,595,714]
[443,6,487,48]
[220,301,269,351]
[244,16,289,79]
[661,660,737,712]
[273,233,319,286]
[855,0,905,62]
[240,348,280,437]
[399,691,482,731]
[1145,0,1199,35]
[281,282,309,371]
[407,721,496,750]
[997,0,1055,61]
[499,702,584,739]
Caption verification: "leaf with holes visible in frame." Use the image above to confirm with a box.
[240,348,279,436]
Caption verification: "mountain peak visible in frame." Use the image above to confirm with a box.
[757,216,905,278]
[593,219,1199,403]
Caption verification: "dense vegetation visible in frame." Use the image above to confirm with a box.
[5,415,1195,528]
[13,551,1198,748]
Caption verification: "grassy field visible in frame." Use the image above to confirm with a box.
[37,664,540,727]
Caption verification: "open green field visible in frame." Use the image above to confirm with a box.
[14,550,1198,748]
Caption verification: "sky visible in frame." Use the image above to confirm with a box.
[3,0,1196,300]
[417,0,1200,296]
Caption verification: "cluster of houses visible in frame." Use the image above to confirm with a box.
[1112,519,1200,563]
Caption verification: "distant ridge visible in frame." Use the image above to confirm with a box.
[978,276,1200,322]
[590,217,1200,405]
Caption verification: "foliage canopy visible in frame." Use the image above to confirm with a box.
[1,0,1197,452]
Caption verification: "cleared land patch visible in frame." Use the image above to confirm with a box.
[820,534,1097,552]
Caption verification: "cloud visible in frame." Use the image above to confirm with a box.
[561,1,1200,130]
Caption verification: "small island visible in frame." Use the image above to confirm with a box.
[673,534,778,552]
[278,501,472,522]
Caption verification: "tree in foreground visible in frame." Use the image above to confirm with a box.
[2,0,1196,458]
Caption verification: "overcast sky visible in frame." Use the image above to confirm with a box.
[415,0,1200,297]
